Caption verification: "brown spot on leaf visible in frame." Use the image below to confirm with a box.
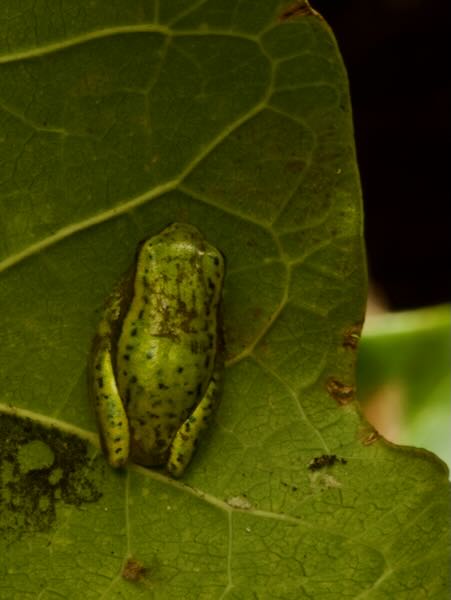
[279,1,316,21]
[343,322,363,350]
[122,557,147,582]
[361,429,381,446]
[326,377,355,405]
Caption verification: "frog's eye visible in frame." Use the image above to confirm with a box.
[207,253,220,265]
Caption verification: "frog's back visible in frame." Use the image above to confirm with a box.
[117,223,223,466]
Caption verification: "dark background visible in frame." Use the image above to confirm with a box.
[312,0,450,310]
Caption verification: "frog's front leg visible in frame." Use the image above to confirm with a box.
[90,290,130,468]
[167,364,222,478]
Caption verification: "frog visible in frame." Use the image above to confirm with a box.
[89,222,224,477]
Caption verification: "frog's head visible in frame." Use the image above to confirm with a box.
[137,222,224,288]
[157,222,204,244]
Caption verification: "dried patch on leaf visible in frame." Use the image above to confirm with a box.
[309,472,342,490]
[0,414,102,543]
[226,496,253,510]
[326,377,355,405]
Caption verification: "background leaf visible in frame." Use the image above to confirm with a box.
[358,305,451,468]
[0,1,448,598]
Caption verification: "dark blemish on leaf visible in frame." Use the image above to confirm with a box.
[123,354,130,361]
[130,375,137,384]
[143,295,149,304]
[177,366,184,373]
[126,344,134,351]
[122,558,147,582]
[158,383,169,390]
[130,328,137,337]
[213,256,220,266]
[97,377,104,388]
[146,352,153,360]
[308,455,347,472]
[326,377,355,405]
[95,363,101,371]
[0,414,103,540]
[138,309,144,319]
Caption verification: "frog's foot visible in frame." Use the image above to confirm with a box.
[167,372,221,477]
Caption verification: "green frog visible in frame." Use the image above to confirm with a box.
[89,223,224,477]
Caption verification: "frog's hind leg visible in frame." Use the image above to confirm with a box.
[91,337,130,468]
[89,288,130,468]
[167,368,222,478]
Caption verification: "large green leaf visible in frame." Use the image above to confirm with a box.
[0,1,448,598]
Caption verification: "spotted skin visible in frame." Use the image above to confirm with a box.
[168,363,222,477]
[89,223,224,476]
